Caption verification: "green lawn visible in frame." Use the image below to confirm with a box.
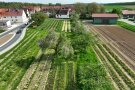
[0,19,55,90]
[117,21,135,32]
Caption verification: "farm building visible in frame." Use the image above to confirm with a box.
[122,10,135,20]
[56,9,70,19]
[92,13,119,24]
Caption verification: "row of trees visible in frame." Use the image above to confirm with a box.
[74,2,105,19]
[0,2,45,8]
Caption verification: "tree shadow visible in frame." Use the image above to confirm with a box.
[14,53,53,70]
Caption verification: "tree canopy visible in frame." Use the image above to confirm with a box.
[31,12,48,27]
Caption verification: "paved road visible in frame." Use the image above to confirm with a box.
[0,23,26,38]
[0,25,26,52]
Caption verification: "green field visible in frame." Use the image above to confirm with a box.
[1,18,133,90]
[117,21,135,32]
[105,5,135,11]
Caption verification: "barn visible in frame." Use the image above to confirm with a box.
[92,13,119,24]
[122,10,135,20]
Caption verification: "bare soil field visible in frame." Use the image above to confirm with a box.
[0,34,14,46]
[87,24,135,72]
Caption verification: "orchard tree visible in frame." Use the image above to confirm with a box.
[56,33,74,59]
[38,29,59,53]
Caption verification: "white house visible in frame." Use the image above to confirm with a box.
[56,9,70,19]
[0,20,11,27]
[0,10,29,24]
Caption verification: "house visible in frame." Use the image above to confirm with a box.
[92,13,119,24]
[0,9,29,24]
[41,5,74,17]
[122,10,135,20]
[56,9,70,19]
[0,20,11,27]
[23,8,31,19]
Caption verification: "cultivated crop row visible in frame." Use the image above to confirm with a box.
[45,61,76,90]
[0,19,57,90]
[62,20,71,32]
[16,19,63,90]
[94,44,135,90]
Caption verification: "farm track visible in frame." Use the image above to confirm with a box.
[87,24,135,72]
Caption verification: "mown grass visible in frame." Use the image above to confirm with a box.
[117,21,135,32]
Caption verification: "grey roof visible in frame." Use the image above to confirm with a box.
[56,9,69,15]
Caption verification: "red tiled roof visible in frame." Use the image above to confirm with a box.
[122,10,135,15]
[92,13,119,18]
[0,10,23,17]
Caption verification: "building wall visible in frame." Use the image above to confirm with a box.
[93,18,102,24]
[56,15,69,18]
[109,19,117,24]
[6,21,11,27]
[93,18,117,24]
[21,10,29,23]
[0,10,28,24]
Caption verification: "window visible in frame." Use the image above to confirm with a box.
[11,16,12,18]
[15,16,17,18]
[16,19,18,21]
[4,17,6,18]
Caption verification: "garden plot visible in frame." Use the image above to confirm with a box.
[93,25,135,72]
[62,20,71,32]
[0,19,60,90]
[16,19,63,90]
[45,61,76,90]
[85,23,135,89]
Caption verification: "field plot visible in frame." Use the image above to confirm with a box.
[45,61,76,90]
[86,24,135,89]
[62,20,71,32]
[0,19,63,90]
